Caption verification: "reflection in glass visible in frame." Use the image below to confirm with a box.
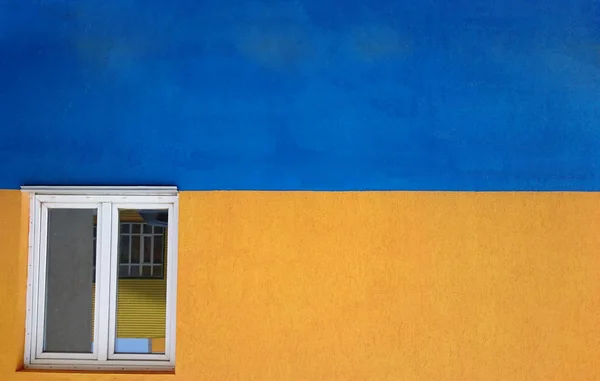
[115,209,167,354]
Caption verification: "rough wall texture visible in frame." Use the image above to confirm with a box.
[2,190,600,380]
[1,0,600,190]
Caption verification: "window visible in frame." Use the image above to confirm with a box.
[23,187,178,371]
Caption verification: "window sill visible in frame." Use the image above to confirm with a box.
[19,366,175,375]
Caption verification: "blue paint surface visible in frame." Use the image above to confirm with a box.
[1,0,599,190]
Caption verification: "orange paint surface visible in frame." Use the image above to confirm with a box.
[1,190,600,380]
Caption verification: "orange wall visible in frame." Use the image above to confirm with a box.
[1,190,600,380]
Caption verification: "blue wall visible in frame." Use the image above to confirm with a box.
[1,0,599,190]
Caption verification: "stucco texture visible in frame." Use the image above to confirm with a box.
[2,0,600,191]
[1,190,600,380]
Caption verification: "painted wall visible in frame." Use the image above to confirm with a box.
[1,0,600,190]
[2,190,600,380]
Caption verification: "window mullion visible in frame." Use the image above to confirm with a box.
[164,202,178,361]
[107,205,120,357]
[96,203,112,361]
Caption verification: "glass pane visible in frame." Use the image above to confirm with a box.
[131,237,140,264]
[120,223,130,233]
[153,236,163,264]
[119,235,130,264]
[115,209,168,354]
[143,224,152,234]
[119,265,129,277]
[143,237,152,263]
[44,208,96,353]
[132,224,140,234]
[130,265,140,277]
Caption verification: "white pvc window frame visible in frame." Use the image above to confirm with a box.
[22,187,178,371]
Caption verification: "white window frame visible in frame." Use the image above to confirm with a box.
[22,186,179,371]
